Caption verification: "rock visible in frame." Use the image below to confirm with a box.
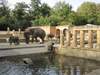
[22,58,33,65]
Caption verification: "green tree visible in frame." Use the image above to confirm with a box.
[31,0,51,26]
[68,12,87,25]
[53,1,71,18]
[0,0,11,30]
[51,1,72,25]
[40,3,51,17]
[32,16,50,26]
[13,2,27,20]
[77,2,97,24]
[49,15,61,26]
[12,2,32,30]
[96,4,100,25]
[30,0,41,19]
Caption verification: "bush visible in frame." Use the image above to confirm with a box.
[32,17,50,26]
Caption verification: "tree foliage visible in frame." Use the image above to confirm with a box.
[96,4,100,25]
[0,1,11,30]
[0,0,100,30]
[40,3,51,17]
[77,2,97,24]
[11,2,32,30]
[30,0,41,19]
[53,1,72,18]
[51,1,72,25]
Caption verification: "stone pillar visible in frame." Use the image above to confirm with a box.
[18,28,21,38]
[66,30,70,47]
[18,28,21,34]
[70,66,74,75]
[75,66,80,75]
[7,27,10,34]
[12,30,15,36]
[88,30,93,48]
[72,30,77,48]
[59,30,64,48]
[97,30,100,48]
[80,30,84,48]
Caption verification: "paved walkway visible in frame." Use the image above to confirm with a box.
[0,43,49,57]
[0,43,47,50]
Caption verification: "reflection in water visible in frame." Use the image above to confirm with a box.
[0,54,100,75]
[57,55,99,75]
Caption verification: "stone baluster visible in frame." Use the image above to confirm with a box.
[59,30,64,48]
[72,30,77,48]
[12,30,15,36]
[18,28,21,34]
[7,27,10,34]
[18,28,21,38]
[97,30,100,48]
[80,30,84,48]
[75,66,81,75]
[70,66,74,75]
[88,30,93,48]
[66,30,70,47]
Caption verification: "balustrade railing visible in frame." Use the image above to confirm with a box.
[60,27,100,49]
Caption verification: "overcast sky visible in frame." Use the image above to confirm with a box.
[8,0,100,11]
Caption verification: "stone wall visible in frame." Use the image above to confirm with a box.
[57,48,100,61]
[0,31,24,42]
[58,25,100,61]
[28,26,56,35]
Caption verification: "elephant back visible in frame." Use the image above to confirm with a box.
[24,27,46,38]
[32,28,46,38]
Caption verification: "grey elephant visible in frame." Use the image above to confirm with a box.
[24,28,46,44]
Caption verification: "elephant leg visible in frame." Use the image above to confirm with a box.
[31,37,34,43]
[42,39,44,43]
[9,41,12,45]
[35,38,38,42]
[14,37,17,45]
[15,37,19,45]
[9,37,12,45]
[40,38,44,44]
[25,37,29,44]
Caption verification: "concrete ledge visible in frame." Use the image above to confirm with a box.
[0,43,48,57]
[0,43,47,50]
[57,47,100,61]
[0,45,45,50]
[0,46,48,57]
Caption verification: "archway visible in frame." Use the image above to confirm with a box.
[63,28,68,37]
[56,29,60,39]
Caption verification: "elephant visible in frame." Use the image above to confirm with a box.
[24,28,46,44]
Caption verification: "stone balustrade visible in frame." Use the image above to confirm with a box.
[60,27,100,49]
[0,28,24,42]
